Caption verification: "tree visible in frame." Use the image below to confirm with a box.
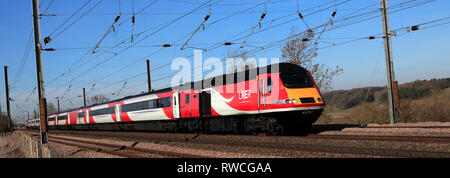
[225,48,255,72]
[0,112,7,131]
[47,102,58,115]
[281,28,343,92]
[33,109,39,119]
[88,95,110,105]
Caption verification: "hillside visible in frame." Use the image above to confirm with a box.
[317,78,450,124]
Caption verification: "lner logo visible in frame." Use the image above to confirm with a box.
[239,89,252,100]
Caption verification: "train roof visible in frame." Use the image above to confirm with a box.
[173,62,309,89]
[60,87,172,112]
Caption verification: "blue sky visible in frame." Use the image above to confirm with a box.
[1,0,449,122]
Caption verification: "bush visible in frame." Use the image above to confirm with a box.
[398,91,450,122]
[343,88,450,124]
[347,102,390,124]
[399,86,430,99]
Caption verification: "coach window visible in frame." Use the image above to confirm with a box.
[157,97,171,108]
[58,115,67,120]
[185,94,190,103]
[148,100,157,109]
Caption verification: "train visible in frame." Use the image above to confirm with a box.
[26,62,325,135]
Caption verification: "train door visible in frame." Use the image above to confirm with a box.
[180,92,192,118]
[115,104,121,122]
[78,111,82,125]
[199,89,211,116]
[172,92,180,119]
[191,92,200,117]
[71,112,78,125]
[86,110,90,124]
[258,76,271,110]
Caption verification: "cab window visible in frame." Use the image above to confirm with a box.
[280,74,314,88]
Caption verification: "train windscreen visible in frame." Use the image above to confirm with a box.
[280,74,314,88]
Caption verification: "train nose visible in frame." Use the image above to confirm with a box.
[284,88,324,105]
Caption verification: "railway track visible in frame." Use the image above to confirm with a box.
[306,134,450,144]
[310,124,450,131]
[364,125,450,129]
[29,133,210,158]
[238,139,450,158]
[23,130,450,158]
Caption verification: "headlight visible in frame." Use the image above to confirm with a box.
[317,98,323,102]
[292,99,298,103]
[285,99,292,104]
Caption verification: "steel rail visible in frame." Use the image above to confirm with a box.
[306,134,450,144]
[48,137,147,158]
[365,125,450,129]
[29,132,211,158]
